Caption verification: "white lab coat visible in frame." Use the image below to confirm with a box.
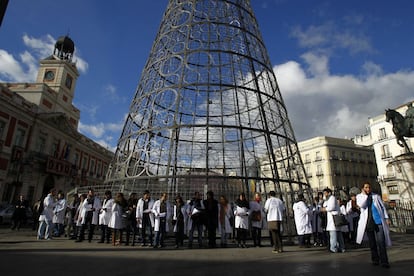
[108,202,125,230]
[264,197,285,222]
[52,198,66,224]
[136,198,155,228]
[356,193,392,246]
[80,196,102,225]
[99,198,114,225]
[40,193,56,222]
[75,200,85,227]
[234,205,249,229]
[185,200,205,232]
[292,200,312,235]
[345,200,359,232]
[322,195,339,231]
[152,199,172,232]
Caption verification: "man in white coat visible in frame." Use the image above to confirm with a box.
[37,188,57,240]
[152,192,172,248]
[136,190,155,247]
[264,191,285,253]
[76,188,101,243]
[356,182,391,268]
[98,190,113,243]
[321,188,345,253]
[293,194,312,248]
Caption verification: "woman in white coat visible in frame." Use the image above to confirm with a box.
[292,194,312,247]
[234,192,249,248]
[321,188,345,253]
[356,182,391,268]
[218,195,233,248]
[152,193,172,248]
[52,191,66,237]
[108,192,127,246]
[98,190,113,243]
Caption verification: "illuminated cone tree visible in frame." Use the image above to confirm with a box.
[105,0,310,201]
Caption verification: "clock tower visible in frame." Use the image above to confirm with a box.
[35,35,80,127]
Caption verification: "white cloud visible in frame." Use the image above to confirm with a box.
[290,22,374,55]
[0,34,88,83]
[275,55,414,140]
[104,84,127,103]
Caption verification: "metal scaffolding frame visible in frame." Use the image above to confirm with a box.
[105,0,310,203]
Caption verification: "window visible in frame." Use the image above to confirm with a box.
[304,154,310,163]
[82,156,88,169]
[73,152,80,168]
[341,151,346,160]
[89,159,95,174]
[381,144,391,159]
[14,129,26,147]
[379,128,387,140]
[316,164,323,176]
[315,151,322,161]
[36,136,47,153]
[51,139,59,157]
[0,120,5,139]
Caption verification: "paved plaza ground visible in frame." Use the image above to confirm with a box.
[0,227,413,276]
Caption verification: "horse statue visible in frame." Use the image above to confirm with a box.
[385,108,414,153]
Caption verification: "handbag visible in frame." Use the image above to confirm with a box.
[251,210,262,222]
[333,214,348,227]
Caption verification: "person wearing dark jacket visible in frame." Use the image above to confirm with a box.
[203,190,219,248]
[11,195,29,230]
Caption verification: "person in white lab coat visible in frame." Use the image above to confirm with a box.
[264,191,285,253]
[37,188,57,240]
[321,188,345,253]
[356,182,391,268]
[76,188,102,243]
[234,192,250,248]
[136,190,155,247]
[98,190,113,243]
[293,194,312,248]
[108,192,127,246]
[152,192,172,248]
[52,191,66,237]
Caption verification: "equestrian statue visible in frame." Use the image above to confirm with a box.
[385,102,414,153]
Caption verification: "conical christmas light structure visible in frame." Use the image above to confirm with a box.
[105,0,310,201]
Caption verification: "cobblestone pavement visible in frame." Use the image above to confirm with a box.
[0,227,413,276]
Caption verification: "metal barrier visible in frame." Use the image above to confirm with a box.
[387,201,414,232]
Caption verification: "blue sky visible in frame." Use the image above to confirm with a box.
[1,0,414,151]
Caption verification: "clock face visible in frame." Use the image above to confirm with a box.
[44,70,55,81]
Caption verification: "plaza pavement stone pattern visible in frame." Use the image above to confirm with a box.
[0,227,413,276]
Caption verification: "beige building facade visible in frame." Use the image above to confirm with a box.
[297,136,378,194]
[0,36,113,205]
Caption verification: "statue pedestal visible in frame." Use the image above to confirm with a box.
[388,153,414,233]
[389,153,414,202]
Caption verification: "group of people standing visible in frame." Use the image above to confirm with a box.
[291,182,391,268]
[34,181,392,268]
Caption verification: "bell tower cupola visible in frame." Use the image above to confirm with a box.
[53,35,75,61]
